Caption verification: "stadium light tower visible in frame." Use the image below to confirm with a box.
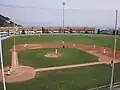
[110,9,118,90]
[62,2,66,32]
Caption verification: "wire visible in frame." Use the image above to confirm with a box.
[0,4,62,11]
[0,4,38,9]
[0,4,118,12]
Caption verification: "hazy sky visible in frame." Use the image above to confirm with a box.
[0,0,120,28]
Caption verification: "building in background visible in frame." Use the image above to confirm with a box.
[0,26,95,34]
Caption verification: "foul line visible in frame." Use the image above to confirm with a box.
[35,62,104,72]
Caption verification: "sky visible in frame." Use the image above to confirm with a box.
[0,0,120,28]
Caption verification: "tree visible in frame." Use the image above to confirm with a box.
[21,30,25,34]
[113,30,115,35]
[45,29,49,33]
[64,30,66,33]
[2,21,9,26]
[113,30,119,35]
[85,31,88,34]
[10,21,14,26]
[59,28,61,33]
[16,24,22,27]
[97,29,100,34]
[0,14,22,27]
[5,17,10,21]
[42,27,45,33]
[117,30,119,35]
[32,27,34,30]
[7,30,9,36]
[0,19,4,26]
[69,28,72,33]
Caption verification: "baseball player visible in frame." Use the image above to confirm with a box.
[7,69,11,76]
[62,41,65,48]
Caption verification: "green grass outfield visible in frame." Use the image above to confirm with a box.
[1,35,120,90]
[2,35,120,66]
[18,48,98,68]
[0,64,120,90]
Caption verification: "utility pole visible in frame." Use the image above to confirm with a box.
[62,2,66,33]
[110,9,118,90]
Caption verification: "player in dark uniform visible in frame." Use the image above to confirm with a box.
[110,60,114,67]
[62,41,65,48]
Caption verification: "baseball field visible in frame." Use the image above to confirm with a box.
[1,34,120,90]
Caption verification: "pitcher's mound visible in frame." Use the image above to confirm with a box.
[44,52,63,58]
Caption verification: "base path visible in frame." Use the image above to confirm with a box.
[35,62,104,72]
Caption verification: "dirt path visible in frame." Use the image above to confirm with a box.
[0,49,36,83]
[11,50,19,70]
[35,62,104,72]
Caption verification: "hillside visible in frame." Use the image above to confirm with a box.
[0,14,22,27]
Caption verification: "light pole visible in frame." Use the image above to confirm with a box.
[0,36,7,90]
[110,9,118,90]
[62,2,66,33]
